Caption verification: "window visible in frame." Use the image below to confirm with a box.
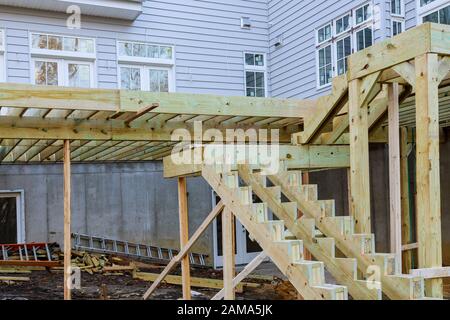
[244,53,266,97]
[355,3,372,25]
[0,30,5,82]
[336,36,352,75]
[335,14,351,35]
[117,41,175,92]
[315,2,374,87]
[392,19,405,36]
[356,27,373,51]
[318,45,333,86]
[30,32,96,88]
[391,0,404,16]
[317,24,332,44]
[418,0,450,25]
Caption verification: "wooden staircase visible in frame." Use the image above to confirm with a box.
[201,161,432,300]
[202,165,348,300]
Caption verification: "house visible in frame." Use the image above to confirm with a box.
[0,0,449,272]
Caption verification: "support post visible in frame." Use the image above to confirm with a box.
[222,207,235,300]
[388,82,402,273]
[177,177,191,300]
[415,53,443,298]
[400,127,413,273]
[349,79,371,234]
[63,140,71,300]
[301,172,312,260]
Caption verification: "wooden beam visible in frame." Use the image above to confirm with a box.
[400,127,413,273]
[388,83,402,273]
[437,56,450,84]
[0,83,314,118]
[415,53,443,298]
[349,78,371,234]
[163,145,351,178]
[410,267,450,279]
[177,177,191,300]
[212,252,267,300]
[0,116,293,143]
[222,207,236,300]
[124,104,159,127]
[142,201,224,300]
[392,62,416,90]
[63,140,71,301]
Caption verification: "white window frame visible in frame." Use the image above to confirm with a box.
[391,0,405,17]
[31,57,96,88]
[0,190,26,244]
[118,63,175,92]
[0,30,5,82]
[417,0,450,24]
[29,32,96,60]
[29,32,97,88]
[315,2,375,89]
[117,40,175,92]
[243,52,267,98]
[391,18,405,36]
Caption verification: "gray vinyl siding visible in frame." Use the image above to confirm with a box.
[268,0,390,99]
[405,0,418,30]
[0,0,270,95]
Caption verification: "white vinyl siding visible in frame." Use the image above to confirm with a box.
[0,30,5,82]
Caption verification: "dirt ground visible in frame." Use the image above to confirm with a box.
[0,264,297,300]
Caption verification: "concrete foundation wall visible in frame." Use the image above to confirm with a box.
[0,162,214,261]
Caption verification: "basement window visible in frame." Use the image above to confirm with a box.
[244,52,266,97]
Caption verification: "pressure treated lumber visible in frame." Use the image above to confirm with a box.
[0,83,314,118]
[400,127,413,273]
[177,177,191,300]
[212,252,268,300]
[142,201,224,300]
[222,207,236,300]
[388,83,402,273]
[348,79,371,234]
[63,139,71,301]
[410,267,450,279]
[415,53,443,299]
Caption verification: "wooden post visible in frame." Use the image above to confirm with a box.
[349,79,371,234]
[301,172,312,260]
[222,207,235,300]
[400,127,413,273]
[415,53,443,298]
[63,140,71,300]
[177,177,191,300]
[388,82,402,273]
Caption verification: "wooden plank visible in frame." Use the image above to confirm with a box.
[177,177,191,300]
[142,201,224,300]
[410,267,450,279]
[0,116,293,143]
[388,83,402,274]
[0,276,30,282]
[415,53,443,298]
[400,127,413,273]
[348,23,432,80]
[222,207,236,300]
[437,56,450,84]
[163,145,351,178]
[392,62,416,89]
[212,252,267,300]
[0,261,60,267]
[135,272,246,292]
[402,242,418,251]
[124,104,159,126]
[63,139,71,301]
[348,79,371,234]
[0,83,314,118]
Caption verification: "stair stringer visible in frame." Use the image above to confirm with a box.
[202,165,348,300]
[237,165,382,300]
[268,170,425,300]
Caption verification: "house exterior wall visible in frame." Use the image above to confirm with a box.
[0,0,270,95]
